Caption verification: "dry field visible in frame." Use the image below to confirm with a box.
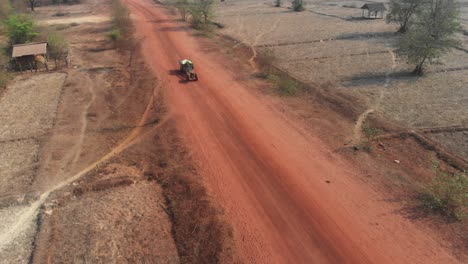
[216,0,468,160]
[0,1,182,263]
[1,1,230,262]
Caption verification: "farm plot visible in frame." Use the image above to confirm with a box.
[215,0,468,160]
[0,140,39,197]
[0,73,66,140]
[217,2,394,46]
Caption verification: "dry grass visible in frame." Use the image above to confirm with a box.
[216,0,468,132]
[146,123,233,264]
[0,73,66,140]
[0,140,39,197]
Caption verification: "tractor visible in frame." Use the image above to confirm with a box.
[179,59,198,81]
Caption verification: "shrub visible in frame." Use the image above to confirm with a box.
[188,0,215,30]
[420,165,467,221]
[107,28,121,42]
[362,123,381,142]
[112,0,131,34]
[292,0,304,12]
[268,73,301,96]
[47,32,68,61]
[257,48,276,73]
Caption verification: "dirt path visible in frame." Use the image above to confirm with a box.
[126,0,462,263]
[352,48,396,145]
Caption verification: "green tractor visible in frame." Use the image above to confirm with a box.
[179,59,198,81]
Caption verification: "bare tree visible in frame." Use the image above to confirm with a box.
[386,0,426,33]
[26,0,37,11]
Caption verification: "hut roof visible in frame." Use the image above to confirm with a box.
[12,42,47,58]
[361,3,387,12]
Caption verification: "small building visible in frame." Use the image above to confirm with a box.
[361,3,387,19]
[11,42,48,72]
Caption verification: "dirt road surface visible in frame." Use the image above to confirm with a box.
[126,0,462,263]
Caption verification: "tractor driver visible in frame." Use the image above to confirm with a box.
[180,59,194,71]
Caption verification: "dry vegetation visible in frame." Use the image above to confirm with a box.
[215,0,468,159]
[212,0,468,257]
[1,0,232,263]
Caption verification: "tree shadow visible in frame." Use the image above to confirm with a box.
[336,31,396,41]
[158,26,190,32]
[347,16,384,22]
[385,194,460,224]
[147,18,184,24]
[342,71,418,88]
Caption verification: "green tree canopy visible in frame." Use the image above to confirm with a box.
[4,14,39,45]
[188,0,214,29]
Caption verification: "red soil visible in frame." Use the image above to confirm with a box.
[125,0,461,263]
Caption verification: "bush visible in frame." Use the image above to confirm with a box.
[362,123,381,142]
[292,0,304,12]
[47,32,68,61]
[421,165,467,221]
[187,0,214,30]
[112,0,131,34]
[3,14,39,45]
[268,73,301,96]
[257,48,276,73]
[107,28,121,42]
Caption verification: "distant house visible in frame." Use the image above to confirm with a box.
[361,3,387,19]
[11,42,48,71]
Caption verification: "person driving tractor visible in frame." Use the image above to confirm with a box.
[180,59,194,71]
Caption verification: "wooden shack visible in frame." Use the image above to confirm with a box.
[11,42,48,72]
[361,3,387,19]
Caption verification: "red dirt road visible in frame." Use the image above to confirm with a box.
[126,1,461,263]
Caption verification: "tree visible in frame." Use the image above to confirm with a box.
[174,0,189,21]
[274,0,281,7]
[386,0,426,33]
[4,14,39,45]
[291,0,304,12]
[26,0,37,11]
[396,0,461,75]
[188,0,214,28]
[47,32,68,66]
